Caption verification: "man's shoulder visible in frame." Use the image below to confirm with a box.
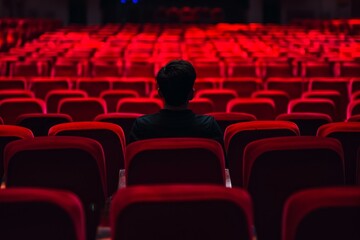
[134,112,161,125]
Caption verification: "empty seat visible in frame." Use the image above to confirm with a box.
[222,77,262,97]
[0,77,27,89]
[49,122,125,196]
[58,98,107,121]
[276,112,332,136]
[252,90,290,115]
[126,138,225,186]
[113,77,153,96]
[340,62,360,77]
[350,78,360,94]
[227,62,261,78]
[45,89,88,113]
[317,122,360,184]
[266,77,305,99]
[30,77,71,99]
[52,62,82,77]
[188,98,214,114]
[224,121,299,187]
[282,187,360,240]
[100,89,139,113]
[243,136,345,240]
[195,89,237,112]
[117,98,163,114]
[95,112,142,143]
[76,78,112,97]
[347,114,360,122]
[0,89,34,100]
[288,98,337,121]
[15,113,72,136]
[191,60,225,78]
[347,100,360,118]
[0,188,86,240]
[302,62,334,77]
[0,125,33,181]
[123,61,155,78]
[264,62,296,78]
[4,136,107,240]
[351,91,360,100]
[11,61,45,77]
[91,60,123,77]
[206,112,256,133]
[110,185,255,240]
[0,98,46,124]
[194,78,220,90]
[227,98,276,120]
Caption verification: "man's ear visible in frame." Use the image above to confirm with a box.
[157,88,163,98]
[188,88,195,100]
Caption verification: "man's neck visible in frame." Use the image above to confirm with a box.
[164,103,189,111]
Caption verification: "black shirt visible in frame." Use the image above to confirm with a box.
[128,109,224,147]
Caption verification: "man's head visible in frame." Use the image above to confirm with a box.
[156,60,196,107]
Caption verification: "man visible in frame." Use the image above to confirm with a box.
[128,59,224,147]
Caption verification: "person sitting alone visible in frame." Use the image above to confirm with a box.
[128,59,224,147]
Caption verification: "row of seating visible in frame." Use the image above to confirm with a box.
[0,129,359,239]
[1,185,359,240]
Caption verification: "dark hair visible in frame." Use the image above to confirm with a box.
[156,59,196,106]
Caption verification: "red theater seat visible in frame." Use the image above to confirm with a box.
[195,89,237,112]
[0,77,27,89]
[288,98,337,121]
[350,78,360,94]
[266,77,305,99]
[30,77,71,99]
[91,60,123,77]
[125,138,226,186]
[301,62,334,77]
[222,77,262,97]
[110,185,255,240]
[224,121,299,187]
[206,112,256,133]
[76,78,112,97]
[347,100,360,118]
[58,98,107,121]
[0,89,34,100]
[188,98,214,114]
[252,90,290,115]
[116,98,163,114]
[243,136,344,240]
[113,77,153,96]
[123,60,155,78]
[49,122,125,196]
[317,122,360,184]
[4,136,107,240]
[45,89,88,113]
[100,90,139,113]
[0,98,46,124]
[282,187,360,240]
[15,113,72,136]
[227,98,276,120]
[340,62,360,77]
[0,188,86,240]
[276,112,332,136]
[347,114,360,122]
[263,62,297,78]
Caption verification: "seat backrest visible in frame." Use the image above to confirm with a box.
[113,77,153,96]
[276,112,332,136]
[116,98,163,114]
[0,98,46,124]
[188,98,214,114]
[125,138,225,186]
[222,77,262,97]
[45,89,88,113]
[30,77,71,99]
[0,77,27,89]
[243,136,345,240]
[317,122,360,184]
[4,136,107,240]
[58,97,107,121]
[252,90,290,115]
[110,185,254,240]
[347,114,360,122]
[282,187,360,240]
[227,98,276,120]
[76,78,112,97]
[224,121,299,187]
[266,77,305,99]
[0,125,33,180]
[0,89,34,100]
[49,122,125,196]
[196,89,237,112]
[100,90,139,113]
[347,100,360,119]
[0,188,86,240]
[206,112,256,133]
[15,113,72,136]
[288,98,337,121]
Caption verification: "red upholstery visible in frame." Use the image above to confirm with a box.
[58,97,107,121]
[276,112,332,136]
[4,136,107,240]
[222,77,262,97]
[302,62,334,77]
[91,60,123,77]
[243,136,345,240]
[288,98,337,121]
[0,89,34,100]
[347,100,360,118]
[45,89,88,113]
[340,62,360,77]
[252,90,290,115]
[0,77,26,89]
[266,77,305,99]
[195,89,237,112]
[350,78,360,94]
[15,113,72,136]
[227,98,276,120]
[206,112,256,133]
[347,114,360,122]
[113,77,153,96]
[76,78,112,97]
[110,185,254,240]
[116,97,163,114]
[30,77,71,99]
[125,138,226,186]
[264,62,296,78]
[0,188,86,240]
[282,187,360,240]
[317,122,360,184]
[0,98,46,124]
[100,90,139,113]
[224,121,299,187]
[49,121,125,196]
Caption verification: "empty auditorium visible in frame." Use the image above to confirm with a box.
[0,0,359,240]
